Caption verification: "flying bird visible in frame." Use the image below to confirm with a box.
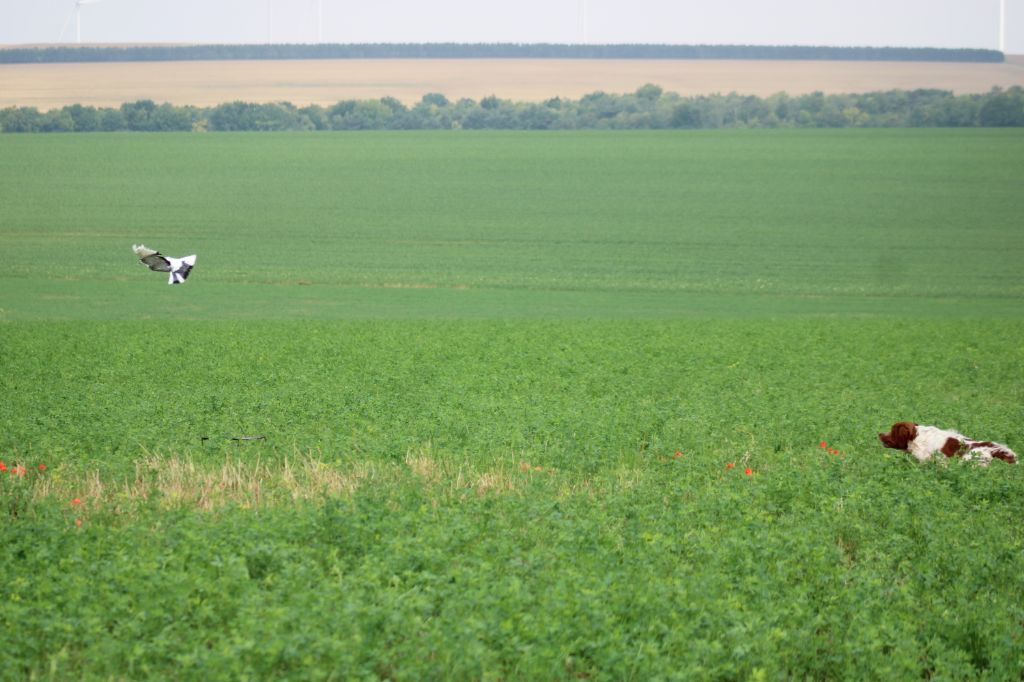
[132,244,196,284]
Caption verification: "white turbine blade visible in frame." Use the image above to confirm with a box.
[1000,0,1007,52]
[76,0,102,43]
[578,0,589,44]
[58,1,77,42]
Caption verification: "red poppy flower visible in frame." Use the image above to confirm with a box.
[38,464,46,471]
[674,451,683,458]
[0,462,6,472]
[820,441,828,448]
[725,463,735,469]
[12,466,26,477]
[75,518,82,527]
[744,468,753,475]
[71,498,82,506]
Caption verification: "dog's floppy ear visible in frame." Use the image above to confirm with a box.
[893,422,917,448]
[880,421,917,450]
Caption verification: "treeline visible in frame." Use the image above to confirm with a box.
[0,43,1005,64]
[3,86,1023,133]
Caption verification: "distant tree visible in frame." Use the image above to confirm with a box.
[334,100,393,129]
[121,100,158,131]
[298,104,329,130]
[259,102,307,130]
[208,101,249,130]
[942,96,982,127]
[326,100,357,129]
[0,42,1005,65]
[421,93,449,107]
[636,83,663,101]
[670,102,701,128]
[407,101,447,129]
[379,97,407,116]
[841,106,869,127]
[207,101,306,131]
[797,92,826,116]
[98,108,126,131]
[577,91,622,127]
[150,103,193,131]
[700,96,730,128]
[766,92,794,122]
[816,99,848,127]
[516,103,559,129]
[41,109,75,132]
[476,96,515,123]
[979,87,1024,126]
[0,107,43,132]
[64,104,100,131]
[735,94,770,126]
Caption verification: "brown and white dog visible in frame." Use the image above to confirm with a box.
[879,422,1017,465]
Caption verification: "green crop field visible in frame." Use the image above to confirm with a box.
[2,130,1023,679]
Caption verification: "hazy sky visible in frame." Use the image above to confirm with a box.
[2,0,1021,54]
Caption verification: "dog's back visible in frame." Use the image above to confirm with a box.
[879,422,1017,465]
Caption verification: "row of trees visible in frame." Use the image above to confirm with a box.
[0,43,1004,64]
[3,86,1022,133]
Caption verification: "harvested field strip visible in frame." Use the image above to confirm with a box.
[2,57,1024,110]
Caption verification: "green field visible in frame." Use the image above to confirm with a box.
[2,129,1023,320]
[2,130,1023,679]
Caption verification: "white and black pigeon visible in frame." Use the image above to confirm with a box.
[132,244,196,285]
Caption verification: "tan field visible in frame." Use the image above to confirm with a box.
[2,55,1023,110]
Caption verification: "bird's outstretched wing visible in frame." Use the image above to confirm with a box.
[169,255,196,284]
[133,244,171,272]
[142,254,172,272]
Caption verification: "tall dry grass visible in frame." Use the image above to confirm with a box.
[23,446,579,515]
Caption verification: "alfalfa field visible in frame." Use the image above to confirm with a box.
[1,128,1023,679]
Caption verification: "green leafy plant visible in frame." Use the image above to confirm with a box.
[2,130,1022,679]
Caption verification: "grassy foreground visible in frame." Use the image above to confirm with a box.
[1,130,1023,679]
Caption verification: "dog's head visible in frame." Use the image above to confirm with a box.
[879,421,917,450]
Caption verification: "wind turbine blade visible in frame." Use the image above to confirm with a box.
[318,0,323,43]
[578,0,589,44]
[1000,0,1007,53]
[58,1,77,42]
